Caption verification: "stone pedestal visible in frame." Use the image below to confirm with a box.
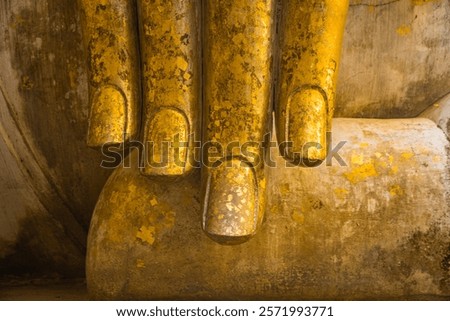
[87,118,450,299]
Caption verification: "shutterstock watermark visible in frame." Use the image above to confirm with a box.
[100,132,347,169]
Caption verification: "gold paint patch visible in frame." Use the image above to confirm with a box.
[136,259,146,269]
[136,226,156,245]
[401,152,414,160]
[389,185,404,197]
[396,25,411,36]
[334,188,349,199]
[292,211,305,224]
[344,162,378,184]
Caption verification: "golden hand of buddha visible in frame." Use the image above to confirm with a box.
[79,0,349,244]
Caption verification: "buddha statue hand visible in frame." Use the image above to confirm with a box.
[79,0,349,244]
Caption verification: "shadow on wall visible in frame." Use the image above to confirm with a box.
[0,0,111,276]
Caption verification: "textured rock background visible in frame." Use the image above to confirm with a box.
[0,0,449,279]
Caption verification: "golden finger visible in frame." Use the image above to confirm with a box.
[276,0,349,165]
[202,0,275,244]
[80,0,141,147]
[138,0,201,177]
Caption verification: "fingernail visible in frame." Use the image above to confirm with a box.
[87,85,127,147]
[141,108,189,177]
[284,87,327,165]
[202,158,259,245]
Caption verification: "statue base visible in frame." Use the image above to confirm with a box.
[87,118,450,300]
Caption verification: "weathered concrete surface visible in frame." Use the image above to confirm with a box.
[87,118,450,299]
[336,0,450,118]
[0,0,110,275]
